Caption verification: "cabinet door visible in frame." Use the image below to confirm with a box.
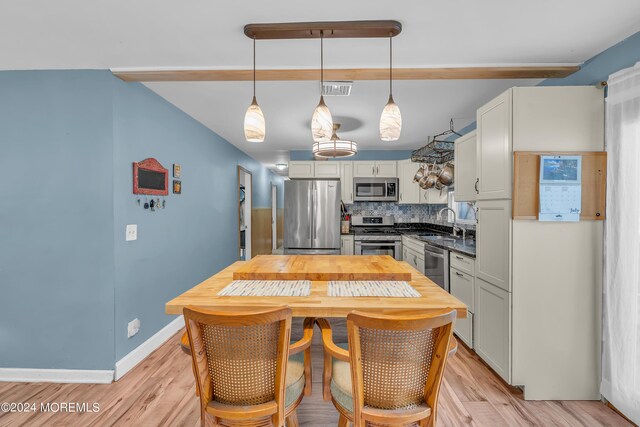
[398,160,420,204]
[476,200,511,292]
[477,89,512,200]
[450,267,474,312]
[375,161,398,178]
[353,161,376,178]
[454,313,473,349]
[288,161,315,178]
[406,248,424,274]
[475,278,511,383]
[340,162,354,204]
[340,236,354,255]
[314,161,340,178]
[454,131,477,201]
[421,187,449,205]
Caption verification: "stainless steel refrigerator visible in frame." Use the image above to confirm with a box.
[284,179,341,255]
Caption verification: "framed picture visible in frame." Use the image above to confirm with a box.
[132,158,169,196]
[173,180,182,194]
[173,164,181,178]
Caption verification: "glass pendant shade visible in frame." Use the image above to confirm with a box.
[312,123,357,158]
[244,96,265,143]
[380,95,402,141]
[311,96,333,142]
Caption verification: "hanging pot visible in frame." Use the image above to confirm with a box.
[438,162,454,186]
[413,164,426,183]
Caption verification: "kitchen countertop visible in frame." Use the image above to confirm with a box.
[403,233,476,258]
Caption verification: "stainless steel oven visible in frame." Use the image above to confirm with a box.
[353,178,398,202]
[354,239,402,260]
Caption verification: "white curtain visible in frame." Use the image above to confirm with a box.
[602,62,640,424]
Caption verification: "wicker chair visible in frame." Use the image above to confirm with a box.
[317,310,457,427]
[183,306,314,427]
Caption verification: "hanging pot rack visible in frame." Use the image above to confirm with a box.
[411,119,461,164]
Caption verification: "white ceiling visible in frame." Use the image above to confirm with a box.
[2,0,640,170]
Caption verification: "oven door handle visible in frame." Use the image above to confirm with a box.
[357,241,398,246]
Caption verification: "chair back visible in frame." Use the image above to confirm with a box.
[183,306,292,420]
[346,309,456,424]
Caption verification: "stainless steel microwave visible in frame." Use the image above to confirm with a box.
[353,178,399,202]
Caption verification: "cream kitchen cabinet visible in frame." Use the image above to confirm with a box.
[450,253,475,349]
[454,130,477,202]
[314,161,341,178]
[398,159,421,204]
[420,187,448,205]
[474,277,511,383]
[340,161,354,204]
[288,161,315,178]
[340,235,354,255]
[353,161,397,178]
[403,246,424,275]
[477,89,512,200]
[476,200,511,292]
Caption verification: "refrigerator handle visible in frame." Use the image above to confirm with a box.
[310,183,315,243]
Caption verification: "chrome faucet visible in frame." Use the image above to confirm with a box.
[438,207,462,237]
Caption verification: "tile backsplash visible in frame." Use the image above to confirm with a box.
[347,202,446,222]
[346,202,476,230]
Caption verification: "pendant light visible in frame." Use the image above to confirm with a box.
[380,34,401,141]
[312,123,357,158]
[244,36,265,143]
[311,30,333,142]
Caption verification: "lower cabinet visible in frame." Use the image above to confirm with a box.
[450,254,475,349]
[403,247,424,274]
[474,277,511,383]
[454,312,473,349]
[340,235,354,255]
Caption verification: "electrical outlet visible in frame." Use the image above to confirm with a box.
[127,318,140,338]
[126,224,137,241]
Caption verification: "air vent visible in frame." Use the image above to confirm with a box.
[322,81,353,96]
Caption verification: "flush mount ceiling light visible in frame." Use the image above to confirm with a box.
[312,123,357,158]
[244,36,265,143]
[380,34,401,141]
[275,163,288,171]
[311,31,333,143]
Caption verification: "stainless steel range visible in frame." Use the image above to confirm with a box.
[352,215,402,260]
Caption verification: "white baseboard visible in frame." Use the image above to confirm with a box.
[114,315,184,381]
[0,368,114,384]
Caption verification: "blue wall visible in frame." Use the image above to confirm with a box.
[112,78,283,359]
[0,70,284,369]
[290,149,413,161]
[448,30,640,139]
[0,71,115,369]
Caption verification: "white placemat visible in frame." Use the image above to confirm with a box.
[218,280,311,297]
[327,281,421,298]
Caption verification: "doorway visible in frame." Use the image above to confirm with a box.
[272,184,277,252]
[238,167,252,260]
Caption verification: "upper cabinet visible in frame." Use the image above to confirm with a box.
[477,89,513,200]
[398,159,420,204]
[314,161,341,178]
[353,161,397,178]
[288,161,315,178]
[454,130,477,202]
[340,162,354,204]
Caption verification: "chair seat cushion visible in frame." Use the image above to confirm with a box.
[329,343,353,413]
[285,352,306,408]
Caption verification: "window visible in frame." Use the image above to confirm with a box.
[447,191,476,224]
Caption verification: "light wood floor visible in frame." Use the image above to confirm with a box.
[0,324,630,427]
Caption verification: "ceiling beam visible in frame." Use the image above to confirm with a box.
[113,66,580,82]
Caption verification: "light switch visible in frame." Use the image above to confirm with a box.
[126,224,137,241]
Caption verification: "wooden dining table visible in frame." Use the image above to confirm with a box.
[166,255,467,319]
